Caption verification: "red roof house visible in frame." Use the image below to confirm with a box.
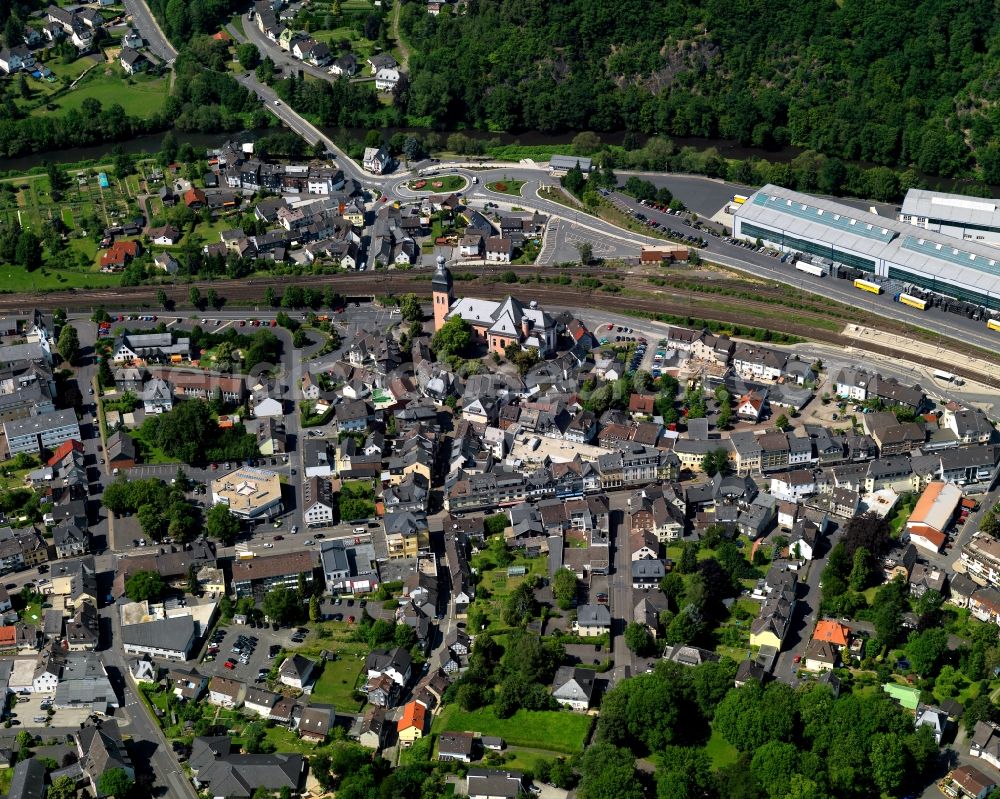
[47,439,84,467]
[184,188,207,208]
[99,239,141,270]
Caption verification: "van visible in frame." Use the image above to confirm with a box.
[112,468,120,476]
[354,527,366,535]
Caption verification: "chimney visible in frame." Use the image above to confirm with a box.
[521,319,531,338]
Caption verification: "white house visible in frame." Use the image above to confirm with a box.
[970,720,1000,770]
[374,66,400,91]
[737,390,767,422]
[574,604,611,637]
[485,236,513,263]
[253,397,284,418]
[907,526,946,554]
[769,470,817,503]
[141,377,174,414]
[551,667,595,712]
[278,654,314,690]
[148,225,181,245]
[915,705,948,745]
[459,233,483,258]
[833,368,869,401]
[208,676,245,708]
[304,496,335,527]
[119,48,146,75]
[363,146,390,175]
[243,687,279,719]
[0,45,33,73]
[32,656,60,693]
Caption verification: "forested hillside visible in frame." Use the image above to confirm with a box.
[399,0,1000,178]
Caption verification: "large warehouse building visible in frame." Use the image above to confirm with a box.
[898,188,1000,248]
[733,184,1000,311]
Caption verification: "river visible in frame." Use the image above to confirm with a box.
[0,130,259,173]
[0,123,990,198]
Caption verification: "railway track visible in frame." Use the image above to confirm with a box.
[0,266,593,312]
[2,267,997,387]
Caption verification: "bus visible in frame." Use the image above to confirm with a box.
[732,194,748,205]
[894,292,928,310]
[988,318,1000,333]
[795,261,825,277]
[854,278,883,295]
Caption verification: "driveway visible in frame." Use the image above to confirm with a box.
[772,524,843,683]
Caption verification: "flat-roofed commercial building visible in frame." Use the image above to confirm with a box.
[899,188,1000,247]
[211,467,283,521]
[734,184,1000,311]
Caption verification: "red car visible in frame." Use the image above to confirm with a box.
[224,660,236,670]
[793,655,801,664]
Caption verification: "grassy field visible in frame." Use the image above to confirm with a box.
[704,727,739,768]
[36,67,169,119]
[468,549,548,627]
[312,27,376,62]
[432,706,592,754]
[288,619,370,711]
[309,650,368,711]
[0,456,41,491]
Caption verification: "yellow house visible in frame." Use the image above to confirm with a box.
[384,512,429,560]
[389,448,433,487]
[749,613,788,651]
[197,566,227,596]
[386,529,428,560]
[396,701,426,747]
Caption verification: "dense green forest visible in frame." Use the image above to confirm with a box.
[400,0,1000,179]
[146,0,243,45]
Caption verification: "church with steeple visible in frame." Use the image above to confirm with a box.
[431,257,558,356]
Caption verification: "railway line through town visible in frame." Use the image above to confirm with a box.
[2,263,999,386]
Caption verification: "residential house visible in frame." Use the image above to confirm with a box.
[208,676,245,708]
[575,604,611,637]
[467,769,526,799]
[278,654,314,690]
[551,666,596,711]
[632,559,666,590]
[949,764,996,799]
[971,720,1000,770]
[358,706,387,749]
[375,66,400,91]
[363,147,390,175]
[119,48,146,74]
[299,704,335,743]
[438,732,476,763]
[397,701,427,747]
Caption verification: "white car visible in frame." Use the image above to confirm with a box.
[263,543,274,548]
[303,539,314,546]
[291,525,298,534]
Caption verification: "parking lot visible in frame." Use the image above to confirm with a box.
[10,692,93,730]
[197,623,304,684]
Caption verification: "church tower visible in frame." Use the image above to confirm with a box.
[432,255,454,332]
